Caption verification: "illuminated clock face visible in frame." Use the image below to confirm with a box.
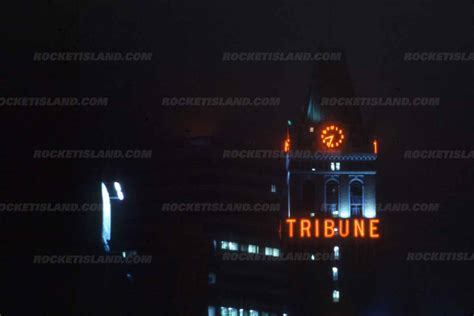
[321,125,345,149]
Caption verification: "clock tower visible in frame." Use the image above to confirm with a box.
[283,57,379,315]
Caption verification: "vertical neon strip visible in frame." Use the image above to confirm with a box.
[101,182,111,252]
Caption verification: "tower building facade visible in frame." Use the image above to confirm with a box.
[283,58,379,315]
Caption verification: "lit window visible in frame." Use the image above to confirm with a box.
[311,254,315,261]
[208,306,216,316]
[248,244,259,254]
[332,267,338,281]
[310,212,315,217]
[330,162,340,171]
[273,248,280,257]
[271,184,276,193]
[228,308,238,316]
[336,162,340,170]
[220,241,229,250]
[325,180,339,214]
[309,127,314,133]
[350,180,363,217]
[239,308,244,316]
[265,247,273,256]
[250,310,259,316]
[330,162,335,171]
[221,307,229,316]
[332,290,340,303]
[228,242,239,251]
[333,246,340,260]
[208,272,216,284]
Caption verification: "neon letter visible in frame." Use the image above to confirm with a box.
[338,219,350,238]
[286,218,297,238]
[324,219,335,238]
[369,219,380,238]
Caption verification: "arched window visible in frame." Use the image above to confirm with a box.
[350,180,363,216]
[325,180,339,214]
[302,180,315,211]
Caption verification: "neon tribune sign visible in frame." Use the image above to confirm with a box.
[285,218,380,239]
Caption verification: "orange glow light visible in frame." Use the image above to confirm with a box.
[369,219,380,238]
[321,125,345,149]
[286,218,297,238]
[284,138,291,153]
[373,140,378,154]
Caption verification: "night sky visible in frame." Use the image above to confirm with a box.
[1,0,473,314]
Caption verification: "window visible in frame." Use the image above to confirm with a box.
[221,307,238,316]
[325,180,339,213]
[220,241,228,250]
[208,272,216,284]
[332,267,338,281]
[208,306,216,316]
[333,246,340,260]
[265,247,279,257]
[309,127,314,133]
[271,184,276,193]
[330,162,340,171]
[221,307,229,316]
[272,248,280,257]
[248,244,259,254]
[221,241,239,251]
[228,242,239,251]
[350,180,363,216]
[250,311,259,316]
[302,180,315,211]
[332,290,340,303]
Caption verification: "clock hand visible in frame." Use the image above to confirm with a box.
[324,135,334,146]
